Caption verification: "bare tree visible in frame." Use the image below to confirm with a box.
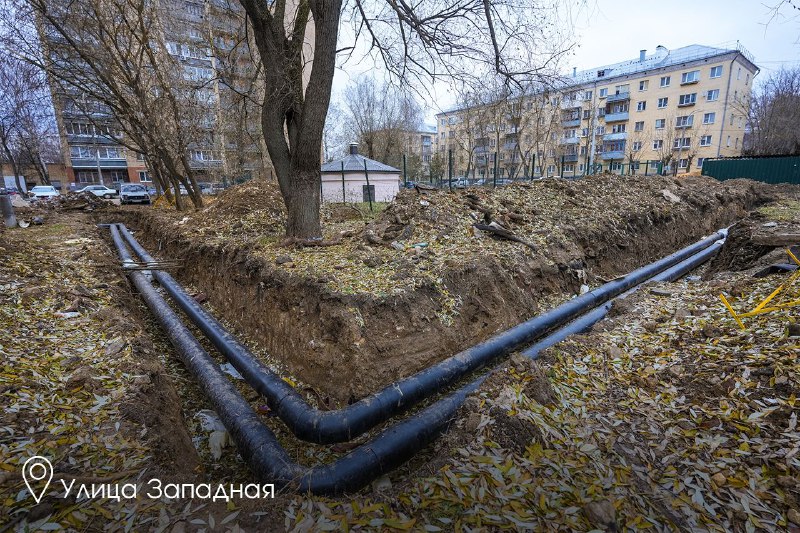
[343,76,422,169]
[742,67,800,156]
[0,54,46,191]
[2,0,233,208]
[237,0,576,240]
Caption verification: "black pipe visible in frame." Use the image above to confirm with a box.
[521,238,726,358]
[108,225,724,494]
[110,223,488,494]
[117,224,726,444]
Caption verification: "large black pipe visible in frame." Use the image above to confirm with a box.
[110,223,488,494]
[108,225,724,494]
[520,238,726,358]
[117,224,726,443]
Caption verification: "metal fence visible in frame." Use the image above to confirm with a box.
[413,156,670,190]
[701,155,800,185]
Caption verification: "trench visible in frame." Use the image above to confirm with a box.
[106,182,764,405]
[107,222,728,494]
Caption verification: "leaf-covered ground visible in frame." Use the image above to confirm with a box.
[0,216,250,531]
[284,236,800,531]
[128,174,771,299]
[3,194,800,532]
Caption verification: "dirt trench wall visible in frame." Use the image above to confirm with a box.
[106,179,771,404]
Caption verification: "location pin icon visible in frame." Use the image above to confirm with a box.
[22,456,53,504]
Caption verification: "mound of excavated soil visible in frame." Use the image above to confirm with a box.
[108,174,783,403]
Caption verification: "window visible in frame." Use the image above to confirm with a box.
[564,164,575,172]
[583,109,591,119]
[679,159,688,169]
[681,70,700,84]
[703,112,716,125]
[710,65,722,78]
[676,115,694,128]
[696,157,705,168]
[97,147,122,159]
[547,164,555,175]
[595,126,605,135]
[700,135,712,146]
[639,80,649,91]
[657,97,668,108]
[185,2,202,17]
[737,67,741,80]
[579,164,585,172]
[440,118,445,126]
[580,146,588,156]
[707,89,719,101]
[660,76,671,87]
[584,90,593,100]
[727,135,731,147]
[678,93,697,106]
[632,141,642,151]
[448,116,457,125]
[673,137,691,149]
[76,171,98,183]
[611,123,626,134]
[735,137,739,149]
[564,129,576,138]
[655,118,665,129]
[637,101,646,111]
[581,128,589,137]
[70,146,93,158]
[598,106,606,117]
[599,88,608,98]
[610,161,622,171]
[634,121,644,132]
[746,73,750,84]
[653,139,663,149]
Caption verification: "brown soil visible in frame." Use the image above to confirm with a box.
[105,175,781,403]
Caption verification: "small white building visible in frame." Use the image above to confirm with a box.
[321,144,401,203]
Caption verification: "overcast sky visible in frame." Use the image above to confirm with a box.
[330,0,800,127]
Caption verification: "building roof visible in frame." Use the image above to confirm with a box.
[437,43,758,116]
[563,44,754,87]
[321,153,400,174]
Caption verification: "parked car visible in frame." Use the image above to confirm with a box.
[77,184,119,199]
[28,185,60,199]
[119,183,151,205]
[198,182,215,195]
[146,187,157,195]
[211,183,227,194]
[0,186,19,195]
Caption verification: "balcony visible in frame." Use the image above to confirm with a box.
[70,158,128,169]
[559,137,578,145]
[606,92,630,103]
[603,132,628,141]
[562,119,581,128]
[600,151,625,160]
[563,154,579,163]
[604,112,629,122]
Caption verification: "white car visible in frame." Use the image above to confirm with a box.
[77,185,119,199]
[29,185,60,199]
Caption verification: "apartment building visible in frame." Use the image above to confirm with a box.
[47,0,270,190]
[404,125,436,172]
[434,44,758,178]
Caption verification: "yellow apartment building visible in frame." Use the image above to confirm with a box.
[434,44,758,179]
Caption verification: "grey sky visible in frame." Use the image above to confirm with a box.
[330,0,800,127]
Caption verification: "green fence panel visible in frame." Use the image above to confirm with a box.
[702,156,800,185]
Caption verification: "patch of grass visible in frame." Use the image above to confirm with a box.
[757,200,800,222]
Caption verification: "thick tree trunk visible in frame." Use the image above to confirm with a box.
[281,167,322,240]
